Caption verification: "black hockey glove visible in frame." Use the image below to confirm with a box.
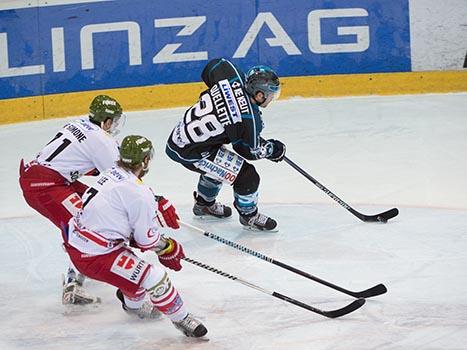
[265,139,286,162]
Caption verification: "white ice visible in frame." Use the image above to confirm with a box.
[1,93,466,350]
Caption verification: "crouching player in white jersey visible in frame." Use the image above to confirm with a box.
[64,135,208,338]
[19,95,124,305]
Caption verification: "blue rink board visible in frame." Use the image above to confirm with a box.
[0,0,410,99]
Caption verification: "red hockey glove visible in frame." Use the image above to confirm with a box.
[157,238,185,271]
[156,197,180,229]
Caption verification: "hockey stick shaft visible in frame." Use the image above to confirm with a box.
[283,156,398,222]
[182,256,365,318]
[180,221,387,298]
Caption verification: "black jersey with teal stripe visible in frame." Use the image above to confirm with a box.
[201,58,247,88]
[166,58,264,164]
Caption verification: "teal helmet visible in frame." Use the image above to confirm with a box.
[245,65,281,103]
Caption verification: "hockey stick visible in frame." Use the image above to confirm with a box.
[180,221,387,299]
[283,156,399,223]
[182,256,365,318]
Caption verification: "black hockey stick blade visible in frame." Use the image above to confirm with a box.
[272,292,366,318]
[351,283,387,298]
[377,207,399,222]
[353,207,399,223]
[323,298,366,319]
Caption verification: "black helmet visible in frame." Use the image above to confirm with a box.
[245,65,281,102]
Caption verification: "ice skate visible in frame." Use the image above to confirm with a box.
[192,192,232,219]
[116,289,161,319]
[239,211,278,231]
[173,313,208,338]
[62,277,101,305]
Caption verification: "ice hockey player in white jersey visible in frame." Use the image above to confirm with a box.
[19,95,124,306]
[64,135,208,338]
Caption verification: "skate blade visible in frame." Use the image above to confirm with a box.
[62,299,101,316]
[241,225,279,233]
[193,215,231,222]
[184,335,210,343]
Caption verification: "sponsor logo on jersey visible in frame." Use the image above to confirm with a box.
[196,158,238,185]
[62,193,83,215]
[111,251,148,284]
[147,228,156,238]
[231,81,250,115]
[108,167,126,181]
[172,121,189,147]
[69,170,80,181]
[218,79,242,123]
[152,272,173,297]
[29,182,57,187]
[76,119,95,131]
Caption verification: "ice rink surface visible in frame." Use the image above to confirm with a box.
[1,93,466,350]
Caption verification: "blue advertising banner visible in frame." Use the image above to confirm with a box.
[0,0,410,99]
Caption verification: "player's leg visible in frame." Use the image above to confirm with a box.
[62,263,101,305]
[19,162,82,229]
[233,162,277,231]
[142,267,207,337]
[19,162,99,303]
[31,186,99,304]
[66,246,207,337]
[192,175,232,218]
[190,146,245,219]
[66,246,158,317]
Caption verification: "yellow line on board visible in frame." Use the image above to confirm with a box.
[1,70,466,125]
[281,70,467,97]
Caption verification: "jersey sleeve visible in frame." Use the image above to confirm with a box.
[127,190,161,251]
[91,134,120,173]
[230,107,264,160]
[201,58,246,88]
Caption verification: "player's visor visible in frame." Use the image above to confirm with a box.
[109,113,126,136]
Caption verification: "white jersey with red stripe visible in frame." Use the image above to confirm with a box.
[35,118,119,182]
[67,166,161,255]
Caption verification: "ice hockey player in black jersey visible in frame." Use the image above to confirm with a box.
[166,58,286,231]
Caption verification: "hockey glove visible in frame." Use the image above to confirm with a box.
[156,196,180,229]
[157,237,185,271]
[265,139,286,162]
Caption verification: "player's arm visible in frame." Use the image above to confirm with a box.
[130,192,184,271]
[230,110,264,160]
[128,194,161,251]
[91,136,120,173]
[201,58,246,88]
[231,114,286,162]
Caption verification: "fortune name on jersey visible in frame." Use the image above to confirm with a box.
[64,123,87,143]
